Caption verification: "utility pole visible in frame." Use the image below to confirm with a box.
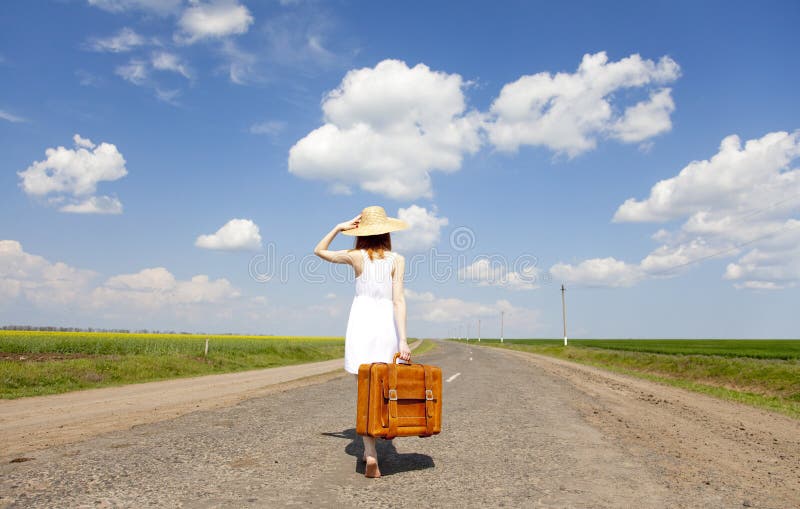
[478,319,481,342]
[500,311,505,343]
[561,284,568,346]
[466,322,470,342]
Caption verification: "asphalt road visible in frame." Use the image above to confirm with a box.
[0,341,748,508]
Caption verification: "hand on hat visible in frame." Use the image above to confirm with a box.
[338,214,361,232]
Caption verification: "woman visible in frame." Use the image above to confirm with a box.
[314,205,412,478]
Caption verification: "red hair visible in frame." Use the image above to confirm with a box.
[354,233,391,260]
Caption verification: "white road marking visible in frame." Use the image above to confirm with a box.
[446,373,461,383]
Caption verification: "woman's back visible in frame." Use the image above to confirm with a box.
[345,248,398,374]
[355,249,395,301]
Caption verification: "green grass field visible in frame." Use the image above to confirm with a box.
[0,331,346,399]
[456,339,800,419]
[0,331,433,399]
[556,339,800,359]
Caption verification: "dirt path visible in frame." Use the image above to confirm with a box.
[499,347,800,508]
[1,341,798,508]
[0,341,421,462]
[0,359,346,462]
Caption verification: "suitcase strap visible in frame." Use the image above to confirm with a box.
[422,365,435,437]
[385,360,436,439]
[387,359,399,440]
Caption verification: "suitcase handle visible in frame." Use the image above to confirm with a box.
[392,352,411,365]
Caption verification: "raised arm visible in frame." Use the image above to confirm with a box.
[314,215,361,264]
[392,254,411,361]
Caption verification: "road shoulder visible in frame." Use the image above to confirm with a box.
[0,341,422,461]
[492,346,800,508]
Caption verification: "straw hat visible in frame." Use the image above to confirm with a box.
[341,205,409,236]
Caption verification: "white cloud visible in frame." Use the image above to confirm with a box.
[405,288,495,323]
[611,88,675,143]
[0,109,26,123]
[195,218,263,251]
[262,12,341,70]
[94,267,241,309]
[86,27,146,53]
[60,195,123,215]
[393,205,449,252]
[73,134,96,149]
[152,51,193,80]
[249,120,286,136]
[87,0,182,15]
[105,267,177,291]
[486,52,680,157]
[288,59,483,200]
[404,288,540,335]
[218,39,258,84]
[216,9,349,84]
[638,238,722,274]
[18,134,127,196]
[0,240,96,307]
[722,224,800,289]
[328,183,352,195]
[459,257,540,290]
[0,241,245,326]
[404,289,435,302]
[614,131,800,223]
[155,88,181,104]
[176,0,254,44]
[115,57,187,103]
[549,257,643,288]
[553,130,800,289]
[17,134,128,214]
[116,59,149,85]
[732,280,783,291]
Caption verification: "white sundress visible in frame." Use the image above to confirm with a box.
[344,249,399,374]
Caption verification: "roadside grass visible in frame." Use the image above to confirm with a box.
[455,339,800,419]
[555,339,800,359]
[0,331,345,399]
[411,339,438,357]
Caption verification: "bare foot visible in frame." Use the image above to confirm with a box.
[365,456,381,478]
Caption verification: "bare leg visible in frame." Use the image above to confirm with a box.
[363,435,378,460]
[363,435,380,477]
[354,374,381,477]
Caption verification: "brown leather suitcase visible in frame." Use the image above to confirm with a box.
[356,353,442,438]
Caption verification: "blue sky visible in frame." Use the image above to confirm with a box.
[1,0,798,338]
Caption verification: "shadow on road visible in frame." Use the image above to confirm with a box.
[322,429,435,476]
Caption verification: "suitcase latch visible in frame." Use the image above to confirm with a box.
[425,390,434,401]
[388,389,398,401]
